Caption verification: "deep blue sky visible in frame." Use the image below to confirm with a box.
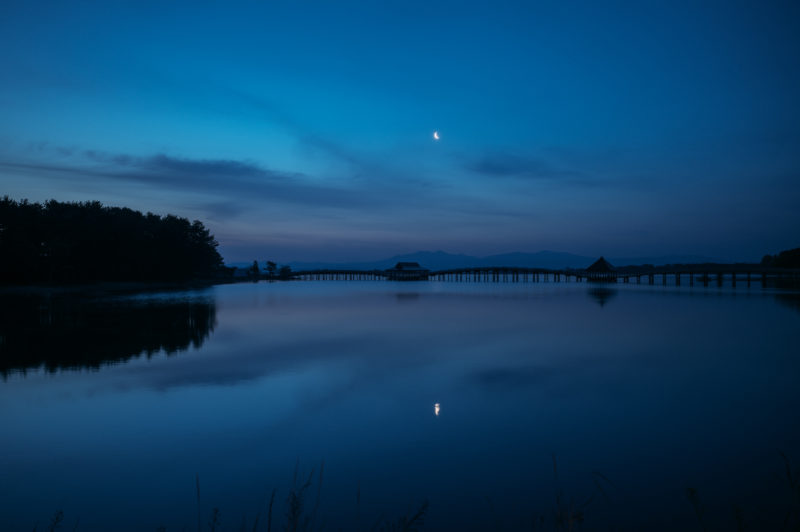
[1,1,798,262]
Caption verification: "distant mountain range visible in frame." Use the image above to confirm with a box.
[228,250,727,271]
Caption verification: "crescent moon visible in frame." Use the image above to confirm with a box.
[433,131,440,140]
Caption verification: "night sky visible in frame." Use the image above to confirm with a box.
[1,1,798,263]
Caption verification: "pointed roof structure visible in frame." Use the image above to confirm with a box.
[586,256,615,273]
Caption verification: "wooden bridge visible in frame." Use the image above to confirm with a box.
[292,266,800,287]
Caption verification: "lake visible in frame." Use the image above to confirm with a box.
[1,280,799,530]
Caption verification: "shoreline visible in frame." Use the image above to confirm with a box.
[0,279,227,297]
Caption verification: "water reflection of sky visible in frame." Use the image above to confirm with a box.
[1,282,799,530]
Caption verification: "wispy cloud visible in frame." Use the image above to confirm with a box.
[466,151,589,183]
[228,88,366,168]
[469,153,555,178]
[0,150,380,210]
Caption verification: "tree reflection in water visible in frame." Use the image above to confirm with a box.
[0,293,216,376]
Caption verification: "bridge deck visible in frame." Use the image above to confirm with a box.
[290,267,800,286]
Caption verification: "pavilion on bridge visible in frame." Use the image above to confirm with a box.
[586,257,617,282]
[385,262,430,281]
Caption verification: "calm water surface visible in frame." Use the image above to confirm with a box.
[1,281,799,530]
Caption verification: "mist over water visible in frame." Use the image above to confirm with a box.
[1,282,798,530]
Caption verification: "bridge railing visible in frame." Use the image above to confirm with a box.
[291,266,800,286]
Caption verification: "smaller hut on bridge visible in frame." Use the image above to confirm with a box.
[385,262,430,281]
[586,257,617,282]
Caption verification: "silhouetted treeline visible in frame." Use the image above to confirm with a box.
[0,197,225,284]
[762,247,800,268]
[0,293,216,376]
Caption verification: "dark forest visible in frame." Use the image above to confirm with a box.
[0,197,224,284]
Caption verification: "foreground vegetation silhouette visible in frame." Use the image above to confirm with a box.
[0,197,224,284]
[27,452,800,531]
[0,293,216,376]
[762,247,800,269]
